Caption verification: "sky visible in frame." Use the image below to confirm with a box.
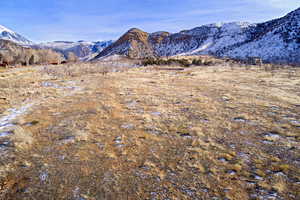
[0,0,299,42]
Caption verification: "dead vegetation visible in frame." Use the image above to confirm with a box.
[0,40,64,67]
[0,39,81,68]
[0,59,299,199]
[141,55,222,67]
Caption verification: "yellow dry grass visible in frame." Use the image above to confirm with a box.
[0,61,299,199]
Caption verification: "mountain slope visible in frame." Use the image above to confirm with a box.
[94,28,155,59]
[222,7,300,64]
[0,25,32,45]
[94,7,300,64]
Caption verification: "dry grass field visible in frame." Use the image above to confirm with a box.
[0,60,299,199]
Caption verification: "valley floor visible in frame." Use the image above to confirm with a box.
[0,62,299,199]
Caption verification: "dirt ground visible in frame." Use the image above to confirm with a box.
[0,61,299,200]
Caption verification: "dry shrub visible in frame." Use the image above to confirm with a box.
[66,52,79,63]
[191,58,213,66]
[141,57,185,67]
[0,40,64,67]
[39,61,134,78]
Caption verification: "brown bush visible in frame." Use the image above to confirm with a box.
[0,51,14,66]
[142,57,192,67]
[0,39,64,67]
[66,52,79,63]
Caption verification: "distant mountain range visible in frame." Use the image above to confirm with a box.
[94,7,300,64]
[0,25,113,59]
[33,40,113,59]
[1,7,299,64]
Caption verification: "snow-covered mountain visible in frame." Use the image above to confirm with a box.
[35,40,113,59]
[0,25,32,45]
[221,8,300,64]
[94,7,300,64]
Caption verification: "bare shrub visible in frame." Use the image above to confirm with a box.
[287,69,296,79]
[245,64,251,70]
[39,61,132,78]
[192,58,213,66]
[142,57,193,67]
[66,52,78,63]
[0,40,64,67]
[0,51,14,66]
[37,49,63,65]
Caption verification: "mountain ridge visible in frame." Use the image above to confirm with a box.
[94,7,300,64]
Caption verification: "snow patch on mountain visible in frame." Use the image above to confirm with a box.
[0,25,15,34]
[154,10,300,64]
[0,25,32,45]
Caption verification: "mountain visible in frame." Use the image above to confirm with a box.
[35,40,113,59]
[94,7,300,64]
[0,25,32,45]
[220,7,300,64]
[94,28,157,59]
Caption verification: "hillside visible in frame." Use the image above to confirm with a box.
[95,28,155,59]
[94,7,300,64]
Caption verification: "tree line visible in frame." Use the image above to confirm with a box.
[0,39,78,67]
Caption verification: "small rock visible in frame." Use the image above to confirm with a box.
[0,141,12,149]
[227,170,236,175]
[290,120,300,127]
[262,140,273,144]
[24,120,39,126]
[253,174,263,181]
[179,133,192,138]
[274,172,286,177]
[233,117,247,122]
[59,136,76,145]
[114,136,122,144]
[222,96,231,102]
[263,132,281,141]
[218,158,228,162]
[113,136,125,148]
[39,171,48,182]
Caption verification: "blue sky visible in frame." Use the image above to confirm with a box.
[0,0,299,42]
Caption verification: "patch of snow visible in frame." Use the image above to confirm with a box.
[0,131,13,137]
[0,25,15,34]
[0,104,33,131]
[121,124,134,129]
[39,171,49,182]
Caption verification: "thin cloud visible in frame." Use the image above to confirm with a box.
[247,0,300,10]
